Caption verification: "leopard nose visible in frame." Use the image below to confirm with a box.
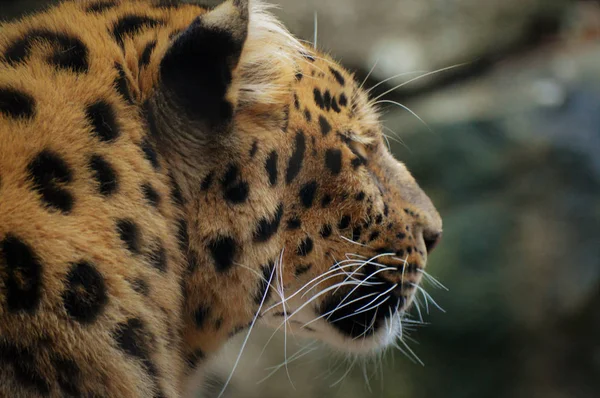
[423,231,442,254]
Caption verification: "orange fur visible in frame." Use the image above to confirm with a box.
[0,1,442,397]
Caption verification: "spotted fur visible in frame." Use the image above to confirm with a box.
[0,1,442,397]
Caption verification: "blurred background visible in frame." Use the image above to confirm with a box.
[4,1,599,397]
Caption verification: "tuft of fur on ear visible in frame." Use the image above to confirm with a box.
[159,0,250,130]
[234,1,305,108]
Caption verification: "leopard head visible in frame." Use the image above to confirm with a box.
[143,0,442,377]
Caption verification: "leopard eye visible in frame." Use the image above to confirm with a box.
[348,141,369,160]
[339,129,375,160]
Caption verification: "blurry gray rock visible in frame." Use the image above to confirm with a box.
[269,0,569,82]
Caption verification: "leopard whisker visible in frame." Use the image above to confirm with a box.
[361,360,373,393]
[312,263,387,299]
[412,295,424,323]
[416,283,430,314]
[256,249,296,366]
[333,295,390,324]
[264,341,319,371]
[301,291,380,329]
[275,248,295,388]
[375,99,433,134]
[358,58,380,92]
[216,248,281,398]
[412,283,445,313]
[417,269,448,291]
[339,235,374,249]
[352,283,398,314]
[378,345,385,389]
[257,318,287,363]
[382,132,392,150]
[383,125,410,151]
[401,318,429,325]
[393,337,424,366]
[329,265,396,307]
[273,279,380,332]
[393,301,404,338]
[391,256,408,264]
[371,62,469,102]
[386,307,396,340]
[261,266,381,317]
[402,334,420,346]
[399,253,409,290]
[345,253,367,259]
[391,340,420,366]
[333,262,386,306]
[328,272,387,319]
[365,70,426,95]
[257,342,319,385]
[267,279,370,343]
[261,280,366,360]
[323,355,347,382]
[334,252,398,273]
[329,254,367,283]
[235,262,284,303]
[329,252,399,298]
[329,356,357,387]
[332,255,391,270]
[352,306,380,341]
[261,264,364,315]
[313,11,318,49]
[382,132,406,149]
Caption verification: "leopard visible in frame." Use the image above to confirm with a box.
[0,0,443,397]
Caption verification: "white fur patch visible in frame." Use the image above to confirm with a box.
[237,0,305,106]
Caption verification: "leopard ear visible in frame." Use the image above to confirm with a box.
[158,0,249,131]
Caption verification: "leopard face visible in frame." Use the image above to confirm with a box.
[260,68,444,352]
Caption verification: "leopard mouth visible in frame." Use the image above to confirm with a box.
[318,280,406,340]
[318,263,419,338]
[262,251,427,354]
